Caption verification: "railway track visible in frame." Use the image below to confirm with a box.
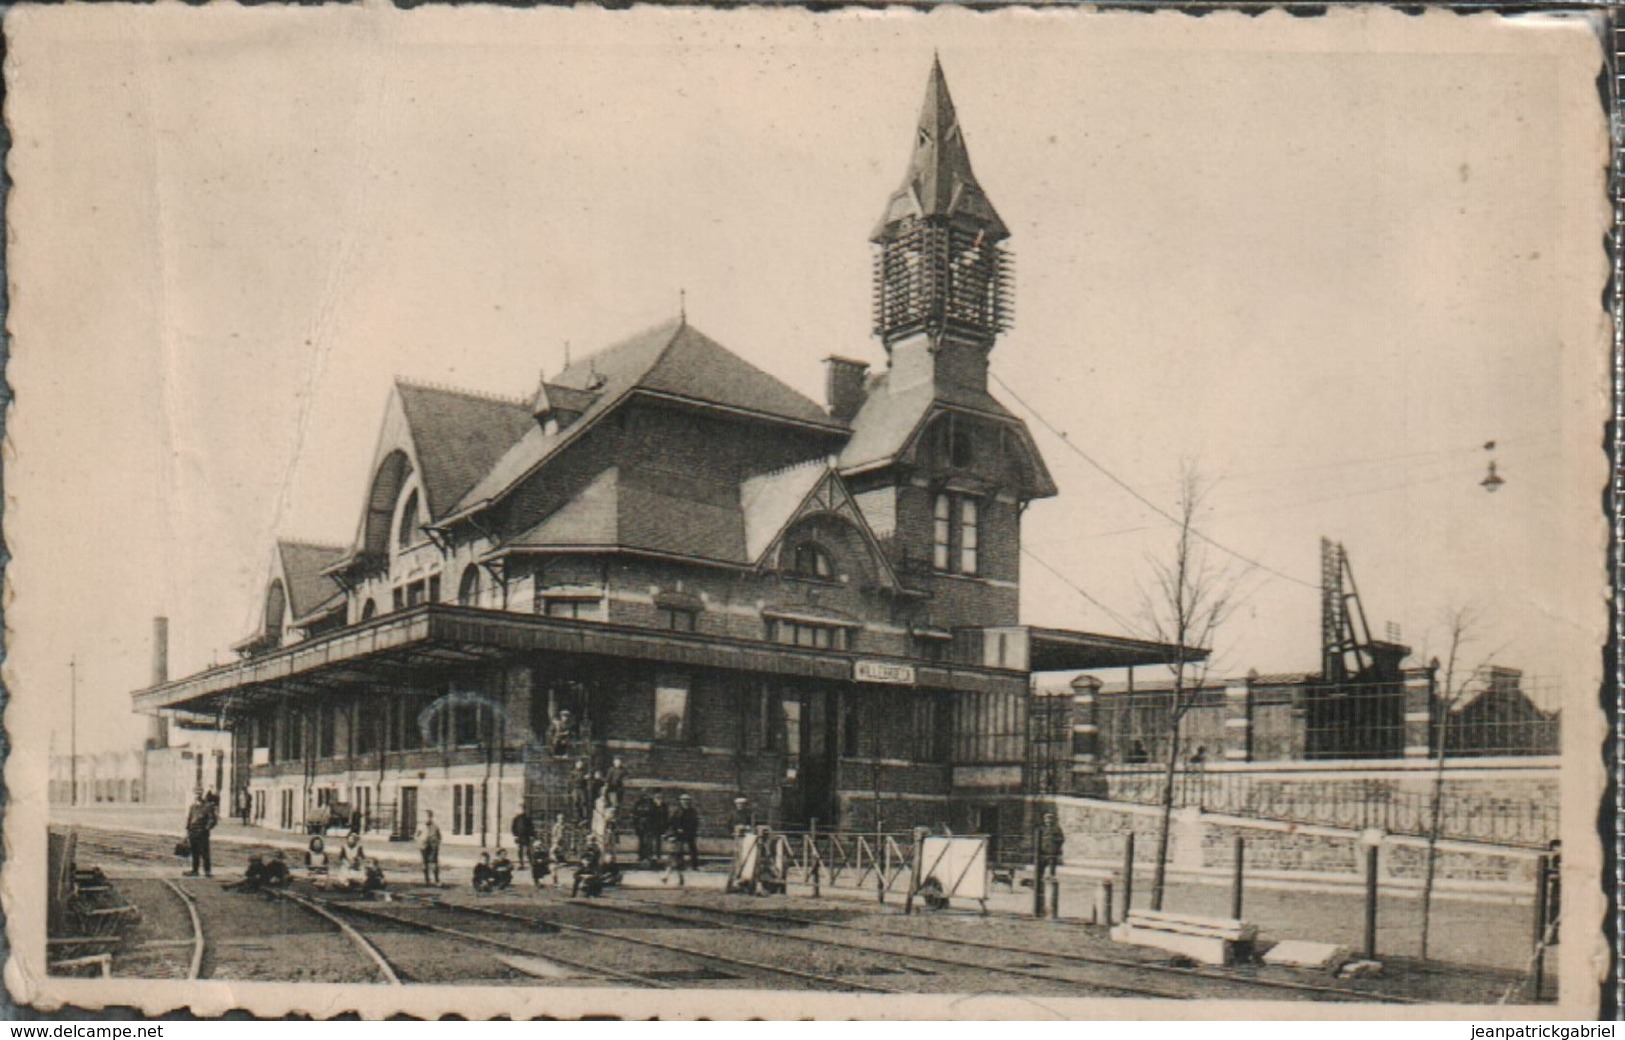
[610,895,1423,1004]
[318,893,904,992]
[430,893,1194,999]
[52,825,1445,1000]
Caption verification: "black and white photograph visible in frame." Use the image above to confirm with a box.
[5,3,1611,1018]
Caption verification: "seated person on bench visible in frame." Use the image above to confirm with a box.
[472,851,497,893]
[306,836,330,875]
[490,848,515,891]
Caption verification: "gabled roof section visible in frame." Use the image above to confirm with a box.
[496,466,748,565]
[277,540,348,621]
[395,382,534,519]
[872,56,1009,244]
[837,371,1057,498]
[452,319,844,520]
[740,461,829,561]
[744,461,906,592]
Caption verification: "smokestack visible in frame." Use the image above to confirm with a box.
[824,356,870,422]
[146,616,170,750]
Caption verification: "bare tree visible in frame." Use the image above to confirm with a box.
[1419,605,1497,960]
[1140,463,1242,912]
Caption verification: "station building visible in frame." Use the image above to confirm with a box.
[133,61,1186,848]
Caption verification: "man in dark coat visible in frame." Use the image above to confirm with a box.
[1037,812,1065,882]
[630,792,655,863]
[512,810,535,867]
[183,789,217,877]
[569,759,593,823]
[672,794,701,871]
[646,790,670,865]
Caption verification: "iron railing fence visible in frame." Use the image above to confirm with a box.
[1090,678,1561,766]
[1103,768,1557,849]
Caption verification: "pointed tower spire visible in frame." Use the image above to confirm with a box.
[871,54,1009,244]
[871,57,1013,354]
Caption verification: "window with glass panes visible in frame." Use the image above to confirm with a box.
[932,492,981,575]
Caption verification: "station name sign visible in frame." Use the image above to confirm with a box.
[853,659,916,686]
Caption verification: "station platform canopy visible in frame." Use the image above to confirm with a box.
[131,605,1038,719]
[1026,626,1206,673]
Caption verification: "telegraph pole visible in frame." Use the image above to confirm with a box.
[69,656,78,807]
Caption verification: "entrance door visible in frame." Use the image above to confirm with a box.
[398,786,418,841]
[785,688,837,828]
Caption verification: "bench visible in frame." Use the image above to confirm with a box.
[1109,909,1257,966]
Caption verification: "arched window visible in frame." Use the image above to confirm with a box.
[457,564,481,607]
[397,489,421,551]
[360,599,377,621]
[791,542,833,579]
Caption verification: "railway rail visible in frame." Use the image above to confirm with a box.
[610,895,1424,1005]
[54,824,1482,1001]
[427,894,1193,1000]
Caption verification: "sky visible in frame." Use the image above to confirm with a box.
[6,4,1608,757]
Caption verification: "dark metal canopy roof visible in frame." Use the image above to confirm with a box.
[1027,626,1208,673]
[132,605,1030,717]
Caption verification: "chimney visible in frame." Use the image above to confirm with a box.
[824,356,871,422]
[146,616,170,750]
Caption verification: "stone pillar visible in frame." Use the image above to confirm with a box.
[1069,675,1107,798]
[1223,676,1253,763]
[1403,664,1438,759]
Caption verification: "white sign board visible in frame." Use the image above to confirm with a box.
[853,659,916,686]
[916,835,988,901]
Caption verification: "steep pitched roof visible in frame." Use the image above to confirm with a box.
[277,540,347,621]
[395,383,535,519]
[499,467,748,565]
[837,372,1054,498]
[872,56,1009,243]
[453,319,842,518]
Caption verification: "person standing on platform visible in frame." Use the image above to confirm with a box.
[549,811,568,864]
[673,794,701,871]
[1037,812,1065,883]
[631,791,655,864]
[647,790,670,866]
[548,710,576,757]
[730,797,754,837]
[603,758,628,809]
[512,810,535,868]
[569,759,593,823]
[416,810,443,886]
[183,789,217,878]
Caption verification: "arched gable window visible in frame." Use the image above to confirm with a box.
[790,542,834,580]
[360,599,377,621]
[397,489,421,552]
[457,564,481,607]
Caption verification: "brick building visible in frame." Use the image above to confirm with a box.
[132,60,1186,848]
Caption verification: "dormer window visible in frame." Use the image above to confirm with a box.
[791,542,834,580]
[397,489,421,552]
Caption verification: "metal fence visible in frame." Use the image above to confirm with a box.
[1104,769,1557,848]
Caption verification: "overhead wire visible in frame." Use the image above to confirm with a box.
[989,370,1320,590]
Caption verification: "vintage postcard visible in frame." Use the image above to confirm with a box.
[3,2,1612,1019]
